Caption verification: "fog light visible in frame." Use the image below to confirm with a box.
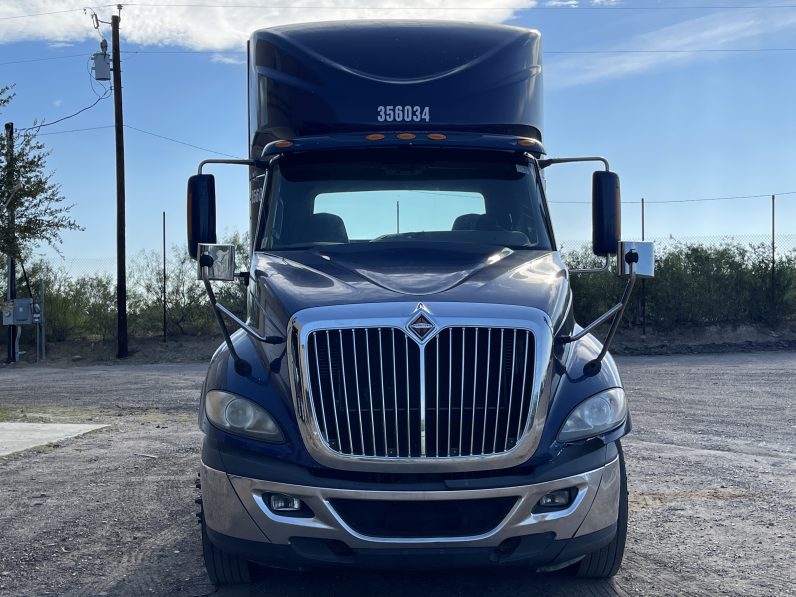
[268,493,303,512]
[538,489,573,508]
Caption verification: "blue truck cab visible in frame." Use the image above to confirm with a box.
[186,21,654,585]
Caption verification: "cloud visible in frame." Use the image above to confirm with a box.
[0,1,539,50]
[547,5,796,88]
[210,52,246,65]
[47,41,74,48]
[543,0,621,6]
[52,99,62,107]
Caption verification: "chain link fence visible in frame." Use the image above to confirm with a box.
[560,234,796,329]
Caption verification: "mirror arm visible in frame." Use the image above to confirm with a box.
[199,257,286,376]
[214,302,285,346]
[569,255,610,275]
[200,265,252,375]
[538,156,610,172]
[581,253,639,376]
[559,252,639,376]
[559,302,623,344]
[198,158,269,175]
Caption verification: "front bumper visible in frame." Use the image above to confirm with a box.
[200,454,621,568]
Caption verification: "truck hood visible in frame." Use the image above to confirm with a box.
[254,243,572,333]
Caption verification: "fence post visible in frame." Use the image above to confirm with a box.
[162,211,167,340]
[641,197,646,336]
[771,194,776,321]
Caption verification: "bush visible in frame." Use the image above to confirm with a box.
[563,240,796,329]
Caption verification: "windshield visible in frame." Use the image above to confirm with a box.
[259,149,553,251]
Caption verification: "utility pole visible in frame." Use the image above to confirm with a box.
[111,7,128,358]
[5,122,17,363]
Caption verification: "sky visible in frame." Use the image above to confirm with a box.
[1,0,796,266]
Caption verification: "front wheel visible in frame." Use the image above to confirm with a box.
[200,508,252,585]
[569,441,628,579]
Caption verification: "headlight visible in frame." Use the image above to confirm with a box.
[558,388,627,443]
[205,390,285,443]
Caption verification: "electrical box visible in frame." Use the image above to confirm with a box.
[92,52,111,81]
[2,298,34,326]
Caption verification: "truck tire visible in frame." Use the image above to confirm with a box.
[200,510,252,585]
[569,440,628,579]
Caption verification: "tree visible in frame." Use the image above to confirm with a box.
[0,85,82,261]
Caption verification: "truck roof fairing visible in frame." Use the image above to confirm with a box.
[248,21,543,157]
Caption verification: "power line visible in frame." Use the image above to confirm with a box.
[4,2,796,19]
[0,8,104,21]
[550,191,796,205]
[37,125,115,136]
[18,91,111,132]
[123,49,243,54]
[17,121,242,157]
[123,124,243,158]
[0,53,89,66]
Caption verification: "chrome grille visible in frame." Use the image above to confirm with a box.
[303,326,534,459]
[307,328,422,457]
[425,328,534,457]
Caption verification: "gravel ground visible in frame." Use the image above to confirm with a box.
[0,352,794,597]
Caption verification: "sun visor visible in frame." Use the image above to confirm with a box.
[248,21,543,155]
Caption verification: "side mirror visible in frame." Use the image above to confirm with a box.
[196,243,236,282]
[617,241,655,279]
[592,171,621,256]
[187,174,217,259]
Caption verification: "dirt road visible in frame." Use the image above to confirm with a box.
[0,352,793,596]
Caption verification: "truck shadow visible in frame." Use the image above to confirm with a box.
[214,567,625,597]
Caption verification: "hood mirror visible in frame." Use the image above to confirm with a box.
[617,241,655,279]
[196,243,236,282]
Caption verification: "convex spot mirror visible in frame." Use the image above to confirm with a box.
[617,241,655,279]
[187,174,217,259]
[592,171,621,257]
[197,243,236,282]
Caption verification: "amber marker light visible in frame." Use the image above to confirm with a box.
[517,138,537,147]
[427,133,447,140]
[396,133,416,140]
[274,140,294,148]
[366,133,385,141]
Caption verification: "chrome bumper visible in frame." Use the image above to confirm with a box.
[201,456,620,549]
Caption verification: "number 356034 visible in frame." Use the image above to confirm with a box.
[377,105,430,123]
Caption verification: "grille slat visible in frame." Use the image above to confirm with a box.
[304,326,534,460]
[338,331,353,454]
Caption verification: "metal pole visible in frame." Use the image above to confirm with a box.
[112,11,128,358]
[771,194,776,317]
[39,277,45,361]
[641,197,646,336]
[5,122,17,363]
[162,211,167,340]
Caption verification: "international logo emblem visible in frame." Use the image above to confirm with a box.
[408,313,435,340]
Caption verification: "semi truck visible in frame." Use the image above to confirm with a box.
[186,20,654,585]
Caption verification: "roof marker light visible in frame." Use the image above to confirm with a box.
[396,133,416,140]
[517,138,538,147]
[274,140,294,148]
[366,133,385,141]
[427,133,446,140]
